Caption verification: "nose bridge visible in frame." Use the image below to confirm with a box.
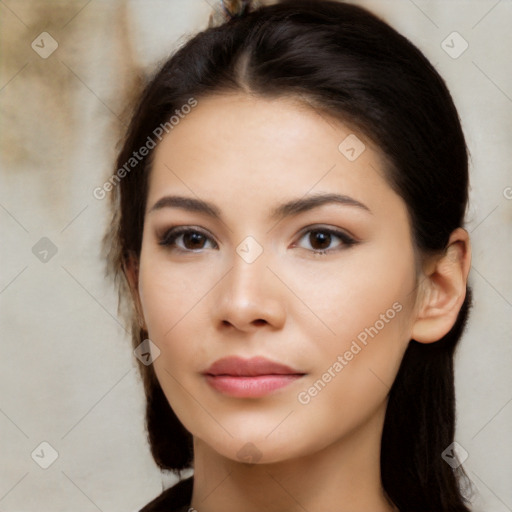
[235,234,266,266]
[228,235,271,303]
[212,234,285,330]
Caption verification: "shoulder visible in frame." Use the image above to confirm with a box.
[138,476,193,512]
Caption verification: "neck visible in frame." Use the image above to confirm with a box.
[189,403,397,512]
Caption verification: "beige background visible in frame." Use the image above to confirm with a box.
[1,1,511,511]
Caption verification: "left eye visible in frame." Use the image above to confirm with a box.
[295,227,356,254]
[158,227,217,252]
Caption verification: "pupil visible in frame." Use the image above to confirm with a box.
[310,231,330,250]
[184,232,205,249]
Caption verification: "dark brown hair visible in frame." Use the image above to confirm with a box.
[104,1,473,510]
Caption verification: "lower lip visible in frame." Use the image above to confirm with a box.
[205,374,304,398]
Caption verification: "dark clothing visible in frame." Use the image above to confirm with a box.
[139,476,193,512]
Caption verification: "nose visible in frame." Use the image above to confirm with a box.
[211,249,287,333]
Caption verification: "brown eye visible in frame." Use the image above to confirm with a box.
[309,230,332,251]
[159,227,217,252]
[182,231,207,250]
[295,226,357,255]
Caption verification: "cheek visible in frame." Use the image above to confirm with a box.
[282,241,416,400]
[139,251,208,331]
[289,275,412,442]
[137,255,218,370]
[276,240,416,344]
[137,261,210,417]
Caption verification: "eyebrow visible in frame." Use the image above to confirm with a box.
[147,193,372,221]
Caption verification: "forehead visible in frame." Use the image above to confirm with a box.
[147,92,405,222]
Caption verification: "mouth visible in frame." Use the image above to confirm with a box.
[203,356,306,398]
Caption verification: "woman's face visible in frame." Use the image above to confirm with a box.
[137,93,420,464]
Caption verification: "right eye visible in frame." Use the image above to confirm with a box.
[158,227,218,253]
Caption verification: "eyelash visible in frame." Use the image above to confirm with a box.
[158,225,358,256]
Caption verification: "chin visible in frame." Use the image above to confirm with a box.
[197,427,331,467]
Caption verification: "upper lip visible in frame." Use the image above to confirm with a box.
[204,356,304,377]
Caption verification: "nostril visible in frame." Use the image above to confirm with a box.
[253,319,267,326]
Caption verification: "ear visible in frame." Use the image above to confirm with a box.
[411,228,471,344]
[122,251,147,331]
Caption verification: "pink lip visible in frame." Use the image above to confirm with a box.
[204,356,305,398]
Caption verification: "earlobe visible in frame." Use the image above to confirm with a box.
[123,251,147,331]
[411,228,471,344]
